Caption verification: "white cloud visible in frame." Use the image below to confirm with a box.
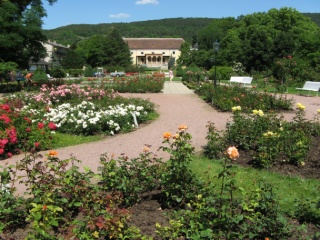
[136,0,159,5]
[109,13,131,19]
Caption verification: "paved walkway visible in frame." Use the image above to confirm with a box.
[162,81,194,94]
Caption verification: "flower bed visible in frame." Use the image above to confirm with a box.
[0,84,155,159]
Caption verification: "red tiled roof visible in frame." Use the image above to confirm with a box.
[123,38,184,50]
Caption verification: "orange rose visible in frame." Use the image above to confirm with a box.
[226,146,239,160]
[163,132,172,140]
[178,124,188,131]
[142,146,150,152]
[48,150,58,157]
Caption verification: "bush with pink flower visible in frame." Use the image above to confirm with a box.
[0,102,57,159]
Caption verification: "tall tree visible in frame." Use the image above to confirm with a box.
[104,28,131,67]
[76,28,131,68]
[0,0,57,68]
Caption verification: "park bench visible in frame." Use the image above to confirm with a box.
[229,76,253,87]
[296,81,320,96]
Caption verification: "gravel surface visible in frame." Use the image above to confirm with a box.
[1,88,319,195]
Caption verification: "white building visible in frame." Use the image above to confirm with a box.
[123,38,184,69]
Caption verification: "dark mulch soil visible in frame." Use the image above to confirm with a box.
[235,136,320,180]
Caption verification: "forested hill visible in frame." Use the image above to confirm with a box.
[43,18,215,46]
[43,14,320,46]
[303,13,320,26]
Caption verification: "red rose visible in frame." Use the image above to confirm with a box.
[48,122,57,130]
[34,142,40,148]
[38,122,45,129]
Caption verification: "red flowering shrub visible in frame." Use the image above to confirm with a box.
[0,103,57,159]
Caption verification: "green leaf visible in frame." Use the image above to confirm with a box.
[50,220,59,226]
[32,212,42,221]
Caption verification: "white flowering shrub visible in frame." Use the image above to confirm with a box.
[11,85,153,136]
[20,101,147,136]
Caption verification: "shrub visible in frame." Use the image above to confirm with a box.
[32,68,48,82]
[208,65,232,80]
[195,83,293,112]
[67,68,83,77]
[50,66,65,78]
[204,103,320,168]
[104,75,165,93]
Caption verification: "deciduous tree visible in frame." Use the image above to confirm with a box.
[0,0,57,68]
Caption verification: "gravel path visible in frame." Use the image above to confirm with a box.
[1,84,319,194]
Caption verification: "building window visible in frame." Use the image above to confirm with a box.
[141,52,144,54]
[162,52,165,54]
[173,51,175,54]
[131,52,133,55]
[152,52,154,54]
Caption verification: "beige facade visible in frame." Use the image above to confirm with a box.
[43,40,69,66]
[123,38,184,70]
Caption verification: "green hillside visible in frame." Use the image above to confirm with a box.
[43,18,216,45]
[43,13,320,46]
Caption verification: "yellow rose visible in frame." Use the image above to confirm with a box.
[296,103,305,110]
[173,133,180,139]
[258,110,264,116]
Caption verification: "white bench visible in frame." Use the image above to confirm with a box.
[229,76,253,87]
[296,81,320,96]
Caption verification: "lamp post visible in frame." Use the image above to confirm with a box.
[213,40,220,87]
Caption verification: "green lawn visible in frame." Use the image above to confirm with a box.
[190,155,320,215]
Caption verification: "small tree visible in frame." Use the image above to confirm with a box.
[168,57,175,70]
[84,65,94,77]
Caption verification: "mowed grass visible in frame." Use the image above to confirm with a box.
[190,155,320,215]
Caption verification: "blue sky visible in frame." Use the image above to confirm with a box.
[42,0,320,30]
